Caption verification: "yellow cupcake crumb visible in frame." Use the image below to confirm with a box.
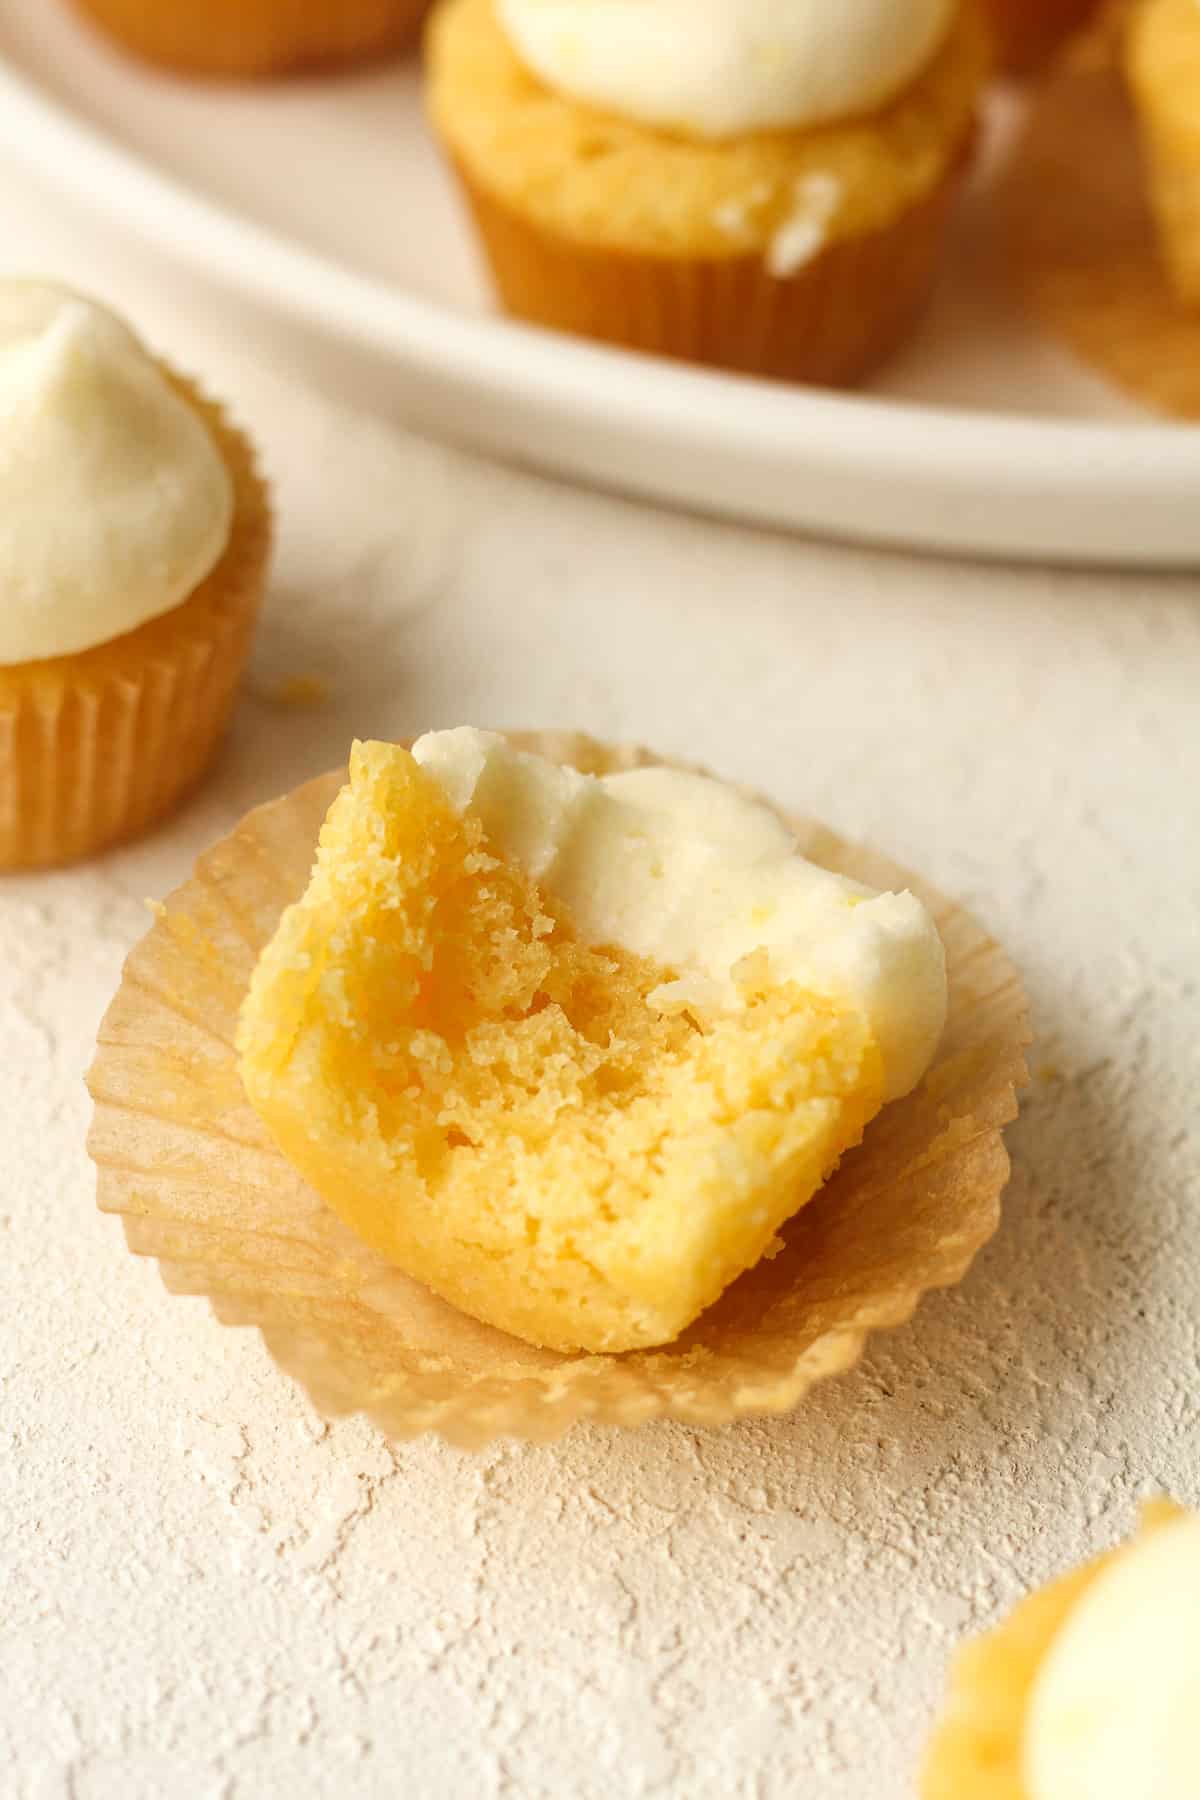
[238,741,884,1353]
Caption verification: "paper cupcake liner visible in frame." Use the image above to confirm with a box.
[87,732,1029,1449]
[69,0,429,77]
[983,0,1102,71]
[452,151,968,387]
[1002,17,1200,416]
[0,374,271,870]
[920,1499,1185,1796]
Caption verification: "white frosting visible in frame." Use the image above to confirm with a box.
[497,0,954,138]
[1025,1514,1200,1800]
[0,282,234,664]
[412,729,947,1103]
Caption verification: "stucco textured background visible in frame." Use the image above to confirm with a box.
[2,158,1198,1800]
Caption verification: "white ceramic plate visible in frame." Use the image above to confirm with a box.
[1,0,1197,565]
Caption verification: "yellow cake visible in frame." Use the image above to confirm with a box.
[922,1500,1193,1797]
[237,733,949,1354]
[0,283,270,870]
[425,0,988,384]
[1127,0,1200,304]
[69,0,429,77]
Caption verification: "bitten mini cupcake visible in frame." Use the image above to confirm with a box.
[69,0,430,78]
[426,0,989,385]
[983,0,1101,72]
[88,730,1030,1445]
[922,1500,1198,1797]
[0,282,270,870]
[1126,0,1200,304]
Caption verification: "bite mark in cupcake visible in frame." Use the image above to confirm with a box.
[237,730,948,1354]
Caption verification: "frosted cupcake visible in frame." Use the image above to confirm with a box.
[426,0,989,385]
[0,283,270,869]
[238,730,948,1353]
[1126,0,1200,304]
[923,1501,1199,1796]
[69,0,430,78]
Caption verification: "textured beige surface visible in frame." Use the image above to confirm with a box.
[3,150,1200,1800]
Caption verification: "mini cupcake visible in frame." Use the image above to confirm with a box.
[88,729,1029,1444]
[237,731,949,1353]
[983,0,1102,72]
[0,282,270,870]
[426,0,989,385]
[1126,0,1200,304]
[922,1501,1197,1797]
[69,0,430,78]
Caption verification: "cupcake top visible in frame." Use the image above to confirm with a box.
[496,0,956,137]
[1023,1510,1200,1800]
[413,729,947,1101]
[0,281,234,664]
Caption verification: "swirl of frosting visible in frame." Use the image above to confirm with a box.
[0,282,234,664]
[497,0,956,138]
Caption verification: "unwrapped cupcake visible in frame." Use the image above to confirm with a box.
[238,730,949,1353]
[426,0,989,384]
[89,727,1029,1441]
[0,282,270,869]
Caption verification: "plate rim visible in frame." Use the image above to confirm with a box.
[1,47,1197,567]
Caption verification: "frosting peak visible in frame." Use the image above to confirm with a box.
[0,282,234,664]
[412,729,948,1103]
[497,0,955,138]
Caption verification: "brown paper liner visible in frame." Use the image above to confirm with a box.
[0,373,271,870]
[68,0,429,77]
[983,0,1103,72]
[921,1499,1187,1797]
[86,732,1029,1449]
[453,148,969,387]
[1002,18,1200,415]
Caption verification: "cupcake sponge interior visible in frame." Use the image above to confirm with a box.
[238,741,883,1353]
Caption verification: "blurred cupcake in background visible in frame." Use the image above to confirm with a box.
[983,0,1102,72]
[426,0,989,387]
[0,282,270,869]
[1126,0,1200,304]
[68,0,430,77]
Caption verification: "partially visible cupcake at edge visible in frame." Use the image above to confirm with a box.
[68,0,431,77]
[1126,0,1200,305]
[923,1499,1200,1797]
[0,282,270,869]
[426,0,989,384]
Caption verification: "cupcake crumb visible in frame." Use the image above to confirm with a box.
[767,172,843,279]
